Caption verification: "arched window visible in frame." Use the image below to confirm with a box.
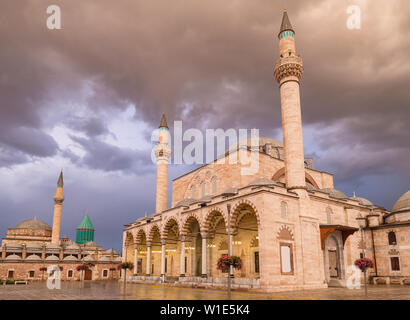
[326,208,332,224]
[211,177,217,194]
[388,231,397,245]
[281,201,288,220]
[200,182,206,198]
[190,186,195,199]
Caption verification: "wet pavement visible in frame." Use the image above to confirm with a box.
[0,281,409,300]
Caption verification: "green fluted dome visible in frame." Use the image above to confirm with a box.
[77,214,94,230]
[76,213,95,245]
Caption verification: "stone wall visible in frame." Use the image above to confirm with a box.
[0,261,120,281]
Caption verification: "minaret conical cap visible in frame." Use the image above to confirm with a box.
[57,170,64,187]
[159,113,168,129]
[278,10,295,37]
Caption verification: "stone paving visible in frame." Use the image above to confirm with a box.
[0,281,409,300]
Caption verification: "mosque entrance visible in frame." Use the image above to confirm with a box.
[84,269,92,280]
[328,250,338,278]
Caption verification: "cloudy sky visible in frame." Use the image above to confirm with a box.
[0,0,409,252]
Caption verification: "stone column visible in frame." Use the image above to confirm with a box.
[1,246,6,259]
[201,233,208,278]
[146,242,151,276]
[161,240,166,278]
[22,245,27,259]
[133,243,138,275]
[180,236,186,277]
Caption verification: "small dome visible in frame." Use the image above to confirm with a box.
[83,255,94,261]
[6,242,23,248]
[392,190,410,212]
[65,244,80,250]
[322,188,348,200]
[306,182,316,191]
[26,254,42,261]
[26,243,43,249]
[14,219,51,231]
[104,249,118,255]
[350,196,373,206]
[84,241,98,247]
[5,254,22,260]
[45,255,59,261]
[175,198,198,208]
[98,256,110,262]
[63,255,78,261]
[248,177,276,187]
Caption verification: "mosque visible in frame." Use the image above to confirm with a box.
[122,11,410,291]
[0,172,121,281]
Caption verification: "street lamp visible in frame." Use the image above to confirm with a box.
[356,214,367,298]
[221,187,238,300]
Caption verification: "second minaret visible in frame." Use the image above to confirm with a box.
[274,10,306,190]
[51,171,65,244]
[154,114,171,213]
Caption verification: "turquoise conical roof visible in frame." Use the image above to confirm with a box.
[77,213,94,230]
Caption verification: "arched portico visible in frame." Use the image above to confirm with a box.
[182,215,203,277]
[162,217,181,277]
[231,202,260,279]
[148,225,162,276]
[135,229,147,275]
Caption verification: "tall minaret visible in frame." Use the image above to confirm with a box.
[154,114,171,213]
[51,170,65,244]
[274,10,306,191]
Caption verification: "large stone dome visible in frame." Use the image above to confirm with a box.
[14,219,51,231]
[321,188,348,200]
[350,196,373,206]
[228,137,283,152]
[392,190,410,212]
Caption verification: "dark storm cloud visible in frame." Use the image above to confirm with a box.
[64,116,109,137]
[0,0,408,228]
[69,135,152,173]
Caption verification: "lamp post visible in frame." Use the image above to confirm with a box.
[356,215,367,298]
[221,187,238,300]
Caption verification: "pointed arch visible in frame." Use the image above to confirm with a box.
[231,199,260,229]
[135,229,147,244]
[201,207,227,233]
[147,224,161,242]
[181,213,202,235]
[161,217,180,240]
[277,225,294,241]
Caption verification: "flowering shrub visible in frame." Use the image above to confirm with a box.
[76,264,89,271]
[217,254,243,272]
[117,262,134,270]
[354,258,374,272]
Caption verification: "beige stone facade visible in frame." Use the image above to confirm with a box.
[121,11,410,292]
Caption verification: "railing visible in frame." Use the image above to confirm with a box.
[274,55,303,70]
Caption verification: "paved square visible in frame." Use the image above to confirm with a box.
[0,281,409,300]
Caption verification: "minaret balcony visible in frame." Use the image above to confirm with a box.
[274,55,304,84]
